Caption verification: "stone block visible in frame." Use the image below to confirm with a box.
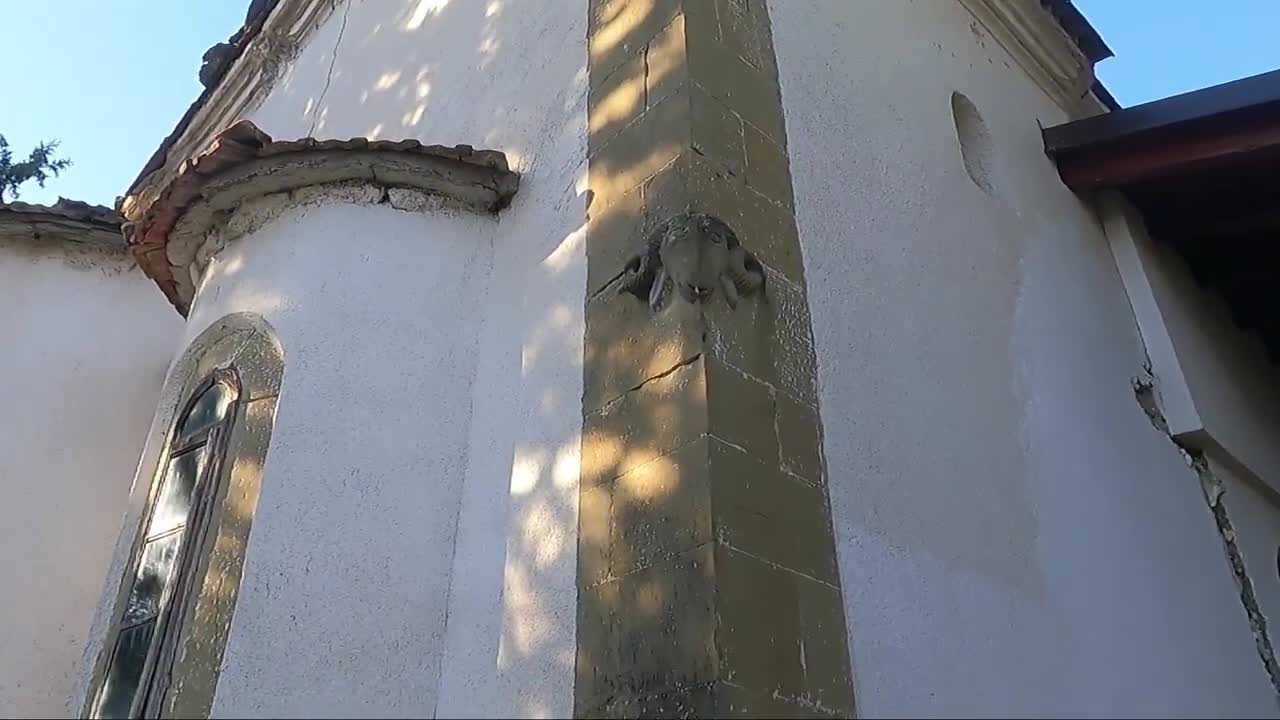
[590,0,682,81]
[583,278,703,413]
[589,87,689,210]
[614,545,719,696]
[776,390,823,483]
[575,578,623,713]
[686,33,786,146]
[590,50,648,151]
[797,577,856,713]
[744,122,793,209]
[646,13,688,110]
[578,483,613,586]
[690,83,746,176]
[586,185,644,295]
[582,356,708,487]
[767,271,818,406]
[610,439,714,576]
[715,545,804,698]
[714,0,777,77]
[706,356,777,461]
[709,439,838,584]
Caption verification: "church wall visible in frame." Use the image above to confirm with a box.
[770,0,1279,715]
[80,1,588,716]
[0,242,181,718]
[1217,456,1280,657]
[179,198,495,718]
[1134,213,1280,495]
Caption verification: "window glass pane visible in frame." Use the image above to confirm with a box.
[177,382,233,445]
[93,619,155,719]
[147,446,207,539]
[122,532,183,627]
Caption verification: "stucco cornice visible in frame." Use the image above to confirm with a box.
[121,0,337,224]
[960,0,1108,117]
[125,121,519,316]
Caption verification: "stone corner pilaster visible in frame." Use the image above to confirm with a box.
[577,1,856,717]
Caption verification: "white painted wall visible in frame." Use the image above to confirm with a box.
[80,1,587,716]
[771,1,1280,715]
[1217,457,1280,640]
[1135,225,1280,494]
[0,241,181,718]
[188,199,493,718]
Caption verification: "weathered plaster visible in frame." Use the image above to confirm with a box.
[1214,456,1280,688]
[175,197,493,718]
[1192,453,1280,691]
[772,0,1279,714]
[0,241,181,718]
[248,3,589,715]
[77,314,283,719]
[91,2,589,715]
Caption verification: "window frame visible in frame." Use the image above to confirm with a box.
[90,368,241,719]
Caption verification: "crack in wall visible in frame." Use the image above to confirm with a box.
[307,0,351,138]
[1132,374,1280,694]
[593,352,704,414]
[1191,452,1280,693]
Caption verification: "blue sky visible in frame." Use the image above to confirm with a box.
[1076,0,1279,105]
[2,1,1278,208]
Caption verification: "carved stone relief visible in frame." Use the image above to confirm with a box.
[614,212,766,312]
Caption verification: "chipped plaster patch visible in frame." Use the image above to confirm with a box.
[1132,373,1280,693]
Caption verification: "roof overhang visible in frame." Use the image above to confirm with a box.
[1044,69,1280,361]
[1045,68,1280,190]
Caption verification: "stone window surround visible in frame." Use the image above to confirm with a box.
[90,368,240,719]
[80,312,284,719]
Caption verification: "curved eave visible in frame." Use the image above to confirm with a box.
[124,121,520,316]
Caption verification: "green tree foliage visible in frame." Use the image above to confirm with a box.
[0,135,72,203]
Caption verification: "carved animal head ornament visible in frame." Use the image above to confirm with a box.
[617,212,766,312]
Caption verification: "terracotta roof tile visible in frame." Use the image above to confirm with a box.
[0,198,124,247]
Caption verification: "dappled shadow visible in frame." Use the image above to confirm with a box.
[214,1,591,717]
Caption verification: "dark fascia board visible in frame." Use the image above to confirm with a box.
[1043,0,1113,65]
[1044,68,1280,155]
[1091,78,1121,112]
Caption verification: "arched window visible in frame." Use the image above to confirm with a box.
[91,370,240,719]
[82,313,282,719]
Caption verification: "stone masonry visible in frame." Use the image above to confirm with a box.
[576,0,856,716]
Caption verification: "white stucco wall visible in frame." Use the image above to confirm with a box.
[0,241,181,718]
[1214,457,1280,638]
[188,199,495,718]
[1135,225,1280,494]
[78,1,586,716]
[771,1,1279,715]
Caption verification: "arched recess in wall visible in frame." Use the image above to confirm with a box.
[82,312,283,719]
[951,91,999,197]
